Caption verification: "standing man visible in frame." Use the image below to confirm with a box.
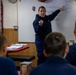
[33,6,64,65]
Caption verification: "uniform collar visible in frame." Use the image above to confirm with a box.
[45,56,69,63]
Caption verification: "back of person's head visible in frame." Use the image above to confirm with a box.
[0,33,7,57]
[44,32,68,57]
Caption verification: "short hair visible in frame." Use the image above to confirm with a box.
[44,32,66,56]
[38,6,46,11]
[0,34,7,50]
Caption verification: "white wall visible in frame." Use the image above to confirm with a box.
[18,0,76,42]
[3,0,17,28]
[2,0,76,43]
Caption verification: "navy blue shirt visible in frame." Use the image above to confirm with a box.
[0,57,18,75]
[29,56,76,75]
[33,9,60,42]
[66,44,76,66]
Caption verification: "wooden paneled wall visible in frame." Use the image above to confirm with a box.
[3,28,18,45]
[3,28,37,67]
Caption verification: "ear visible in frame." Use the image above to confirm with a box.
[65,45,69,54]
[2,45,7,57]
[64,45,69,58]
[43,50,48,57]
[2,45,6,52]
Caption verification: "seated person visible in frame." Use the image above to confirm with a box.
[29,32,76,75]
[66,44,76,66]
[0,33,18,75]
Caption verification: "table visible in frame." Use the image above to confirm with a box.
[7,45,35,70]
[7,45,35,63]
[7,45,35,61]
[7,45,29,53]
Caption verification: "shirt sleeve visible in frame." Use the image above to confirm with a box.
[47,9,60,21]
[33,19,43,34]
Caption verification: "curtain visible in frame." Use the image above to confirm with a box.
[0,0,3,34]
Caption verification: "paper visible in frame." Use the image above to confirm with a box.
[20,61,32,65]
[7,43,27,50]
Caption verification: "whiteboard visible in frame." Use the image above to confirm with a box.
[18,0,76,42]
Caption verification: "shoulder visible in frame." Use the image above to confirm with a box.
[0,57,15,66]
[65,63,76,71]
[34,14,42,20]
[4,57,14,63]
[0,57,18,75]
[33,15,41,24]
[0,57,12,62]
[0,57,16,70]
[5,57,16,67]
[29,63,45,75]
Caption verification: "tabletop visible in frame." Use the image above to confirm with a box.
[7,45,29,53]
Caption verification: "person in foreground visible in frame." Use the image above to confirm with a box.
[29,32,76,75]
[33,6,64,65]
[66,43,76,66]
[0,34,18,75]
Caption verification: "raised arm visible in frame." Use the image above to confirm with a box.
[47,6,65,21]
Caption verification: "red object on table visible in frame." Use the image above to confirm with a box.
[7,45,29,53]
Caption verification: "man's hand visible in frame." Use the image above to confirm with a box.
[59,6,65,11]
[39,20,44,26]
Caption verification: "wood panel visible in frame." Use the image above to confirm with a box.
[3,28,37,67]
[3,28,18,45]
